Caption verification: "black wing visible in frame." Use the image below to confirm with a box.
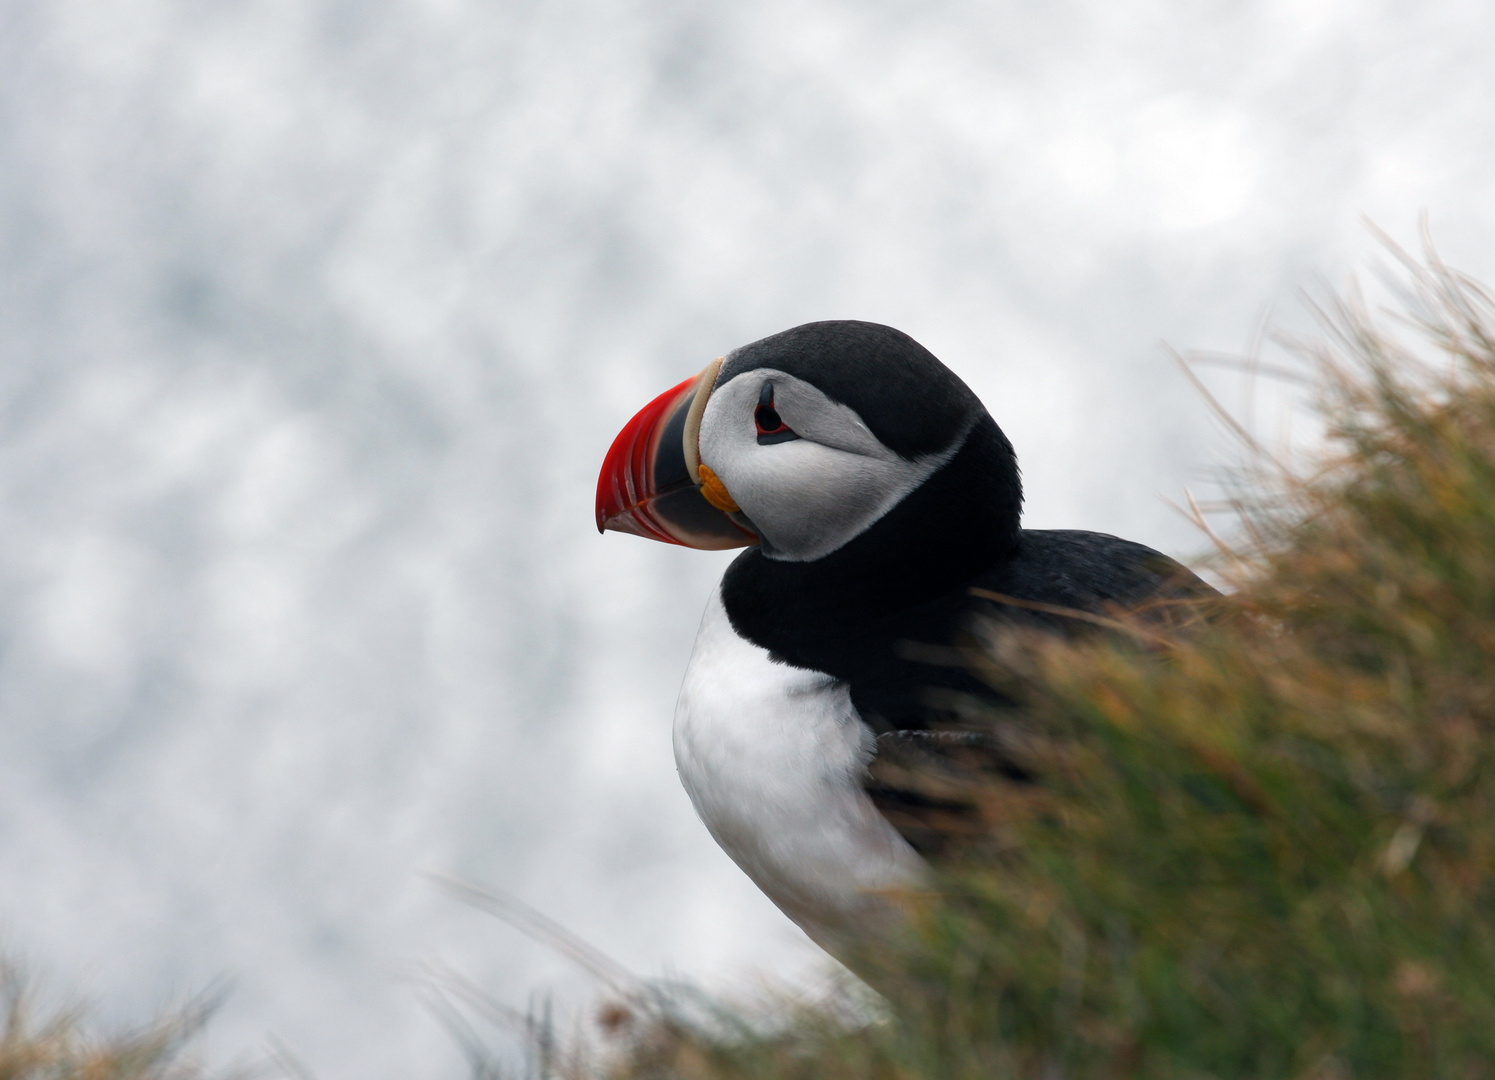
[980,528,1216,625]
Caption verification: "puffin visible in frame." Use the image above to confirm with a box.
[595,320,1214,962]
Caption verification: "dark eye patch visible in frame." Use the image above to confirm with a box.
[755,381,801,445]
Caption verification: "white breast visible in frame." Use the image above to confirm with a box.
[673,585,927,957]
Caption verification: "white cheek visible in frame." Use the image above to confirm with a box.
[725,441,910,558]
[699,374,953,562]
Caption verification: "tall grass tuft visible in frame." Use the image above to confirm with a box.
[0,963,209,1080]
[595,247,1495,1080]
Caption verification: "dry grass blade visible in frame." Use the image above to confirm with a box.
[430,875,642,996]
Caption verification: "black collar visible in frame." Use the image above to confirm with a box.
[720,414,1021,680]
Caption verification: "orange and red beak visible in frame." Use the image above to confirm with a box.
[595,358,759,549]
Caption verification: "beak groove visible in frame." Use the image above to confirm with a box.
[594,375,697,544]
[595,359,758,550]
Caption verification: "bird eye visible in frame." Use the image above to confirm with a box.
[754,404,785,433]
[755,382,801,445]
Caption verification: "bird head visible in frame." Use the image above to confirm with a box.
[596,321,1017,563]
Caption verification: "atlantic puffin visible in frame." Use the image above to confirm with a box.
[595,321,1213,961]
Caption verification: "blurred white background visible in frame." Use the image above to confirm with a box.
[2,0,1494,1075]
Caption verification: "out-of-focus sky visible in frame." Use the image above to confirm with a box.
[1,1,1493,1075]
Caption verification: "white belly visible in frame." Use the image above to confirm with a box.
[673,585,927,957]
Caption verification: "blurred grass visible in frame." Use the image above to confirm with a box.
[0,962,208,1080]
[582,247,1495,1079]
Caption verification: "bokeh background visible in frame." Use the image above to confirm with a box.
[3,0,1494,1075]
